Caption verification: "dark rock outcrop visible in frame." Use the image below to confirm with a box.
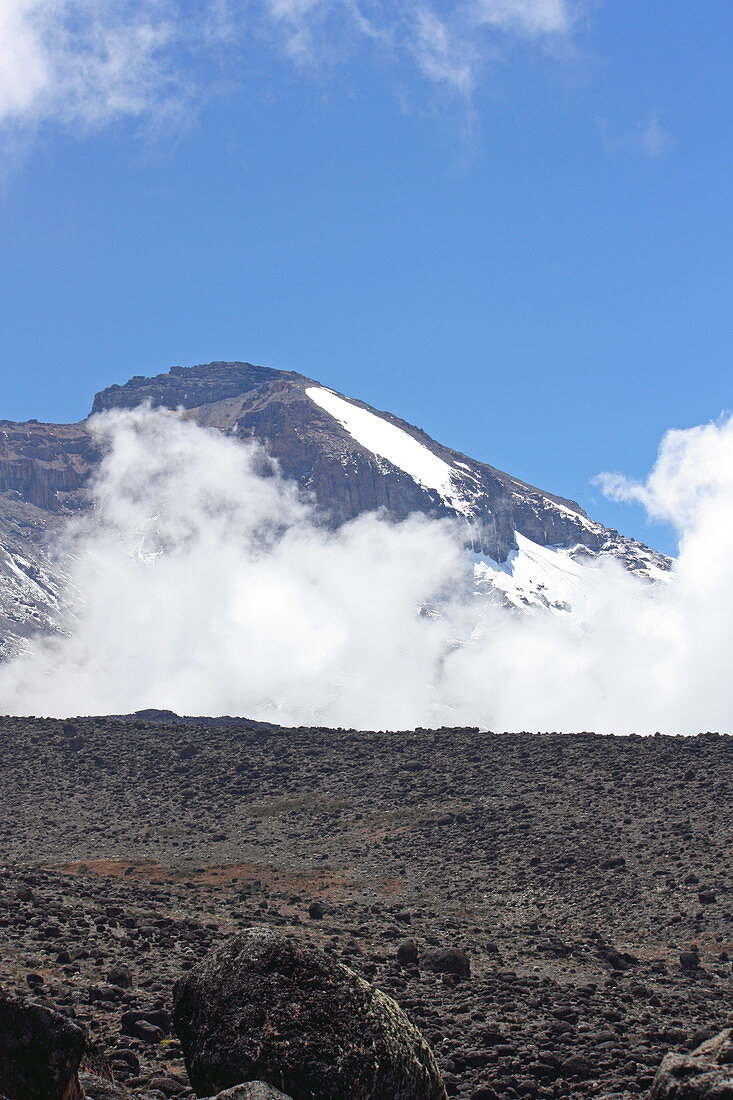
[680,949,701,971]
[89,362,308,416]
[650,1028,733,1099]
[172,928,447,1100]
[0,987,86,1100]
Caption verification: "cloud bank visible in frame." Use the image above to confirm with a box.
[1,405,732,734]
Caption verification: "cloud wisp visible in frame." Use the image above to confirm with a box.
[1,404,733,734]
[0,0,190,134]
[601,111,673,160]
[261,0,579,96]
[473,0,574,38]
[0,0,582,139]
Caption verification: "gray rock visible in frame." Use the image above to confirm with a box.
[172,928,447,1100]
[204,1085,294,1099]
[650,1028,733,1099]
[79,1074,134,1099]
[129,1021,164,1044]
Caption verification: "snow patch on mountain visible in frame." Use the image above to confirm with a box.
[543,497,604,532]
[0,541,68,659]
[306,386,472,514]
[473,533,589,612]
[473,530,673,614]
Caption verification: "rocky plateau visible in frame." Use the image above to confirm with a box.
[0,715,731,1098]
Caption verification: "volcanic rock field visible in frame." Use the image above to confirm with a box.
[0,716,731,1099]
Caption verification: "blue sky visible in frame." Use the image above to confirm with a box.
[1,1,731,557]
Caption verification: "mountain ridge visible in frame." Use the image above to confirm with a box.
[91,360,591,513]
[0,360,670,659]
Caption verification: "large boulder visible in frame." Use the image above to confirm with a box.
[172,928,447,1100]
[0,988,86,1100]
[650,1028,733,1099]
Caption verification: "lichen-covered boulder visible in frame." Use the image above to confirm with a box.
[0,988,86,1100]
[650,1028,733,1100]
[172,928,447,1100]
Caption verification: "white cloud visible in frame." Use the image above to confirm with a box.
[0,0,187,132]
[261,0,330,62]
[410,9,478,95]
[597,416,733,535]
[0,0,583,137]
[601,111,673,160]
[0,407,466,728]
[0,1,49,120]
[259,0,573,99]
[3,405,733,735]
[473,0,574,37]
[261,1,578,95]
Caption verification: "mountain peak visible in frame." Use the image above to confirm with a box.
[90,361,312,417]
[0,359,671,660]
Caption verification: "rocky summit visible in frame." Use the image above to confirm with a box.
[0,716,731,1099]
[0,360,668,658]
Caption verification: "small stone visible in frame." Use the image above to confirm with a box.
[107,964,133,988]
[680,950,700,971]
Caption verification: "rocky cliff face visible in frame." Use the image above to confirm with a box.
[0,420,97,512]
[89,361,661,562]
[0,420,98,657]
[89,362,308,416]
[0,361,669,657]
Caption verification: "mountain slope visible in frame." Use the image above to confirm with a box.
[0,361,669,656]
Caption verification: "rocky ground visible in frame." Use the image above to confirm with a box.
[0,715,731,1099]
